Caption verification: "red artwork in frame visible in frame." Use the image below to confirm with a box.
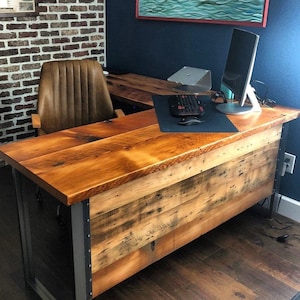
[136,0,270,28]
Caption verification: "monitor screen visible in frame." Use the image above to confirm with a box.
[216,28,261,115]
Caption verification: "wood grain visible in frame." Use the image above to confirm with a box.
[2,161,299,300]
[90,128,280,296]
[0,105,296,206]
[0,73,300,299]
[0,71,299,206]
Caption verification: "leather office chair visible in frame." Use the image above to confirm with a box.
[32,59,124,135]
[32,59,124,223]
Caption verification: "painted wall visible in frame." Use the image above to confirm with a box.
[106,0,300,201]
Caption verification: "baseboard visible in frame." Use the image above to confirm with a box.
[278,195,300,223]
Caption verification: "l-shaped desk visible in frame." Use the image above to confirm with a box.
[0,73,299,299]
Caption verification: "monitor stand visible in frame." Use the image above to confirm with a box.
[216,84,261,115]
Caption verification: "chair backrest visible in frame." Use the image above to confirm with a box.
[37,59,114,134]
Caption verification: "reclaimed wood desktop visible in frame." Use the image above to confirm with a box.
[0,73,299,299]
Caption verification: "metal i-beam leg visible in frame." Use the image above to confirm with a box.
[71,200,93,299]
[12,168,55,300]
[269,122,289,219]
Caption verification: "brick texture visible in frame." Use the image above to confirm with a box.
[0,0,106,143]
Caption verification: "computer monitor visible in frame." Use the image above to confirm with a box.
[216,28,261,115]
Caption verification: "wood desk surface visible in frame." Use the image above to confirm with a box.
[0,73,299,206]
[106,73,182,108]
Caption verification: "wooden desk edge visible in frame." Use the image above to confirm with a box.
[0,108,299,206]
[0,73,300,206]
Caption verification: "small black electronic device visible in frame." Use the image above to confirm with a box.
[169,94,205,117]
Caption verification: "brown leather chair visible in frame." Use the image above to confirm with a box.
[32,59,124,135]
[32,59,124,222]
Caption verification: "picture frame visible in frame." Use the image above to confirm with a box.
[136,0,270,28]
[0,0,37,17]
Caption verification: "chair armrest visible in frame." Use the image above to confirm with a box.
[32,114,41,129]
[31,114,46,136]
[114,109,125,118]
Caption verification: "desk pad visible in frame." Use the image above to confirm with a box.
[152,95,238,133]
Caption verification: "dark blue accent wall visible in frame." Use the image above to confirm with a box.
[106,0,300,201]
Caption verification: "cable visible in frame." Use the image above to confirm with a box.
[271,218,294,230]
[262,216,294,243]
[251,79,277,107]
[252,79,269,100]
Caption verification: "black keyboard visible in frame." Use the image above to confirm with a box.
[169,94,205,117]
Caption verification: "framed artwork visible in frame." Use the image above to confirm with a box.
[136,0,270,27]
[0,0,37,16]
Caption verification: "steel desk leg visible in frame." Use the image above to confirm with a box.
[13,169,92,299]
[71,200,93,299]
[12,168,56,300]
[269,122,289,219]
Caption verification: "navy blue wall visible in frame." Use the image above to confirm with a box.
[106,0,300,200]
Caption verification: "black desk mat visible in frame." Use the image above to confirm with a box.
[152,95,238,133]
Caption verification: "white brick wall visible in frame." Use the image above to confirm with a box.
[0,0,106,143]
